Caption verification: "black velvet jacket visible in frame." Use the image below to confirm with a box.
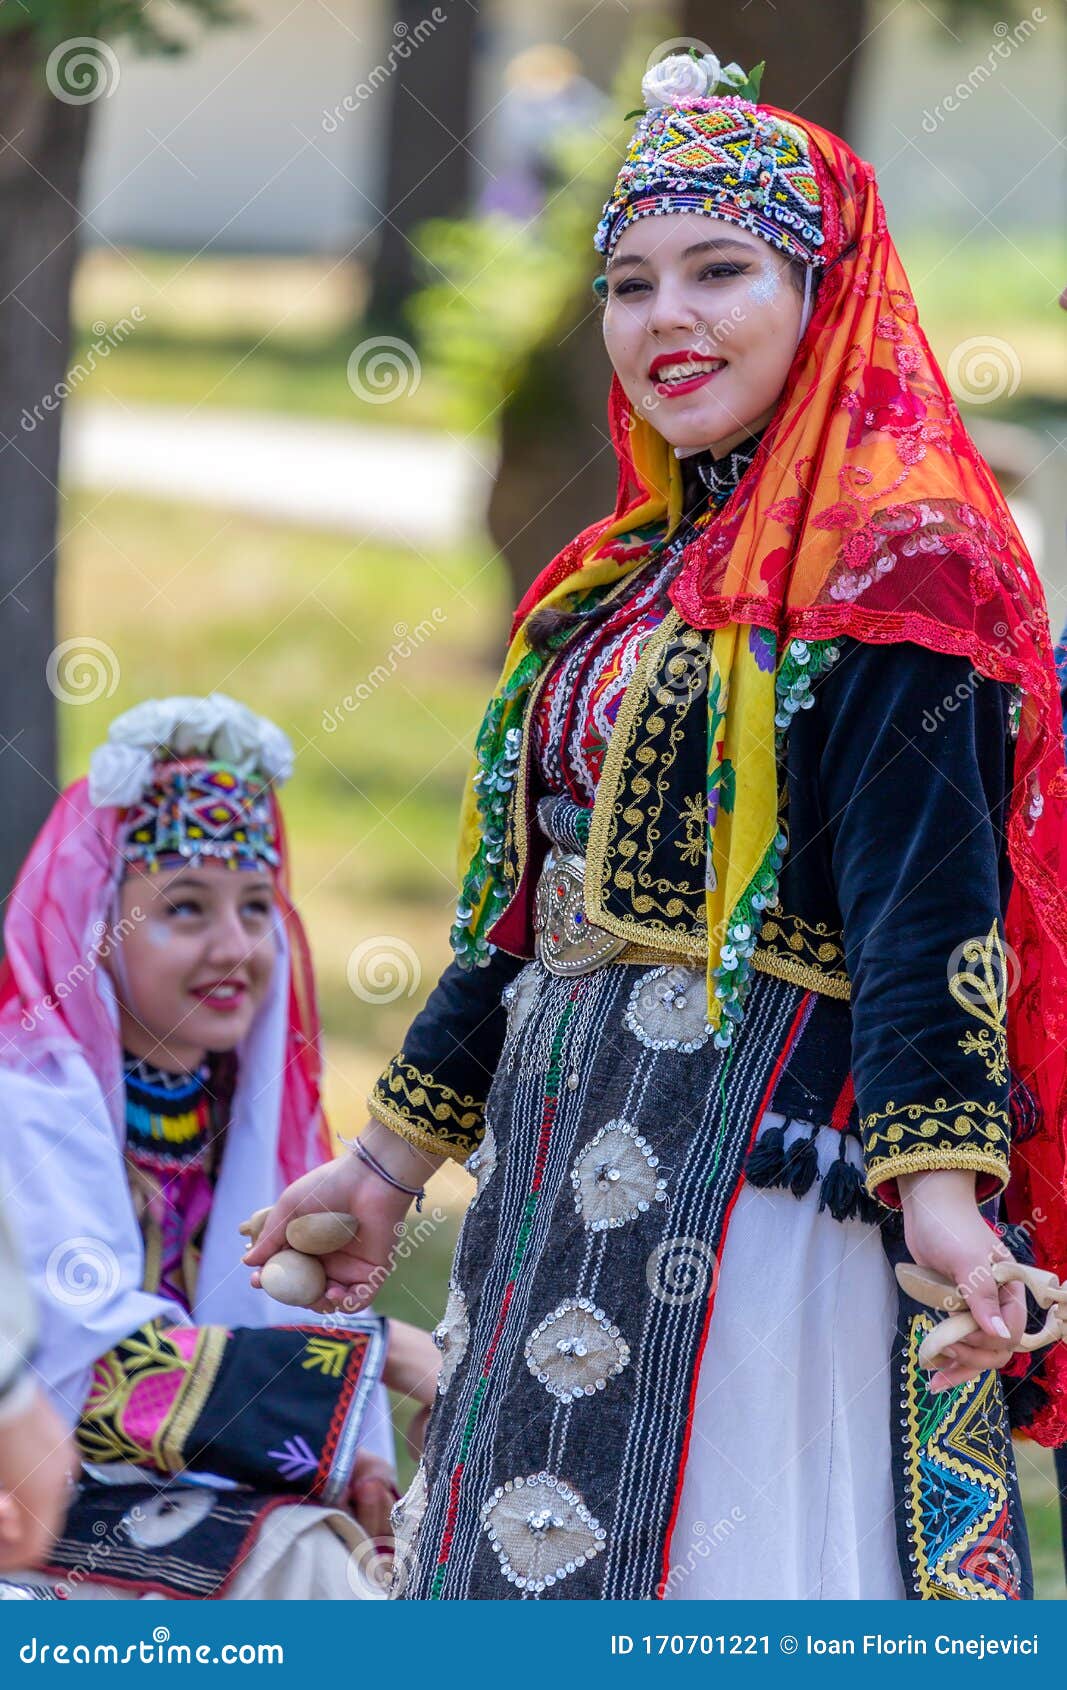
[369,452,1021,1209]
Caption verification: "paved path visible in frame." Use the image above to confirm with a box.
[63,402,494,550]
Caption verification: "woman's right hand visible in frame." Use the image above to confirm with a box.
[242,1121,440,1313]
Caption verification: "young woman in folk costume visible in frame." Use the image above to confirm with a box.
[247,53,1067,1601]
[0,695,437,1600]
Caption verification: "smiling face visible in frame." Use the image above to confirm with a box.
[106,862,278,1072]
[601,215,807,455]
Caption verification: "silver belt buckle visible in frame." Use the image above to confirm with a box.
[534,845,629,977]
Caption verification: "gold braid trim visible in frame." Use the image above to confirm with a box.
[750,946,851,1000]
[861,1096,1010,1201]
[754,913,850,999]
[156,1326,228,1472]
[368,1052,485,1163]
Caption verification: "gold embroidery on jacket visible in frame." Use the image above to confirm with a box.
[584,611,708,950]
[368,1053,484,1160]
[948,922,1009,1088]
[861,1096,1010,1196]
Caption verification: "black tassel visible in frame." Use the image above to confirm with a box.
[855,1185,885,1227]
[818,1141,861,1222]
[783,1124,820,1198]
[744,1123,787,1188]
[1004,1369,1049,1433]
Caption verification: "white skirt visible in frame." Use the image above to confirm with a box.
[663,1113,907,1601]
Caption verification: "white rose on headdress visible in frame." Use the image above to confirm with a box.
[106,696,188,758]
[698,52,722,88]
[641,52,714,109]
[207,695,263,769]
[88,742,155,809]
[170,695,227,758]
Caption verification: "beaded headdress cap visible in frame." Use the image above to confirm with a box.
[87,693,294,874]
[118,759,280,874]
[594,52,825,266]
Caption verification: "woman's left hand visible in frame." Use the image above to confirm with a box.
[897,1168,1027,1393]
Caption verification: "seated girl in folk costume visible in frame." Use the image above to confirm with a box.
[0,694,437,1600]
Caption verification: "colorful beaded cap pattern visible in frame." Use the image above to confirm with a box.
[594,98,825,263]
[121,759,280,873]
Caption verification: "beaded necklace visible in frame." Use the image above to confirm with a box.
[123,1052,221,1162]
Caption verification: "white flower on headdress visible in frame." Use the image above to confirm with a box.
[108,697,186,755]
[203,697,260,768]
[87,742,155,808]
[169,695,228,759]
[641,51,718,108]
[87,692,295,810]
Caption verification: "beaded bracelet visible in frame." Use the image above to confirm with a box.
[352,1135,426,1212]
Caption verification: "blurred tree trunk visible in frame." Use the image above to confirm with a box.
[488,0,870,605]
[365,0,480,331]
[0,30,91,916]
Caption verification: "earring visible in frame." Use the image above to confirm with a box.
[591,274,608,301]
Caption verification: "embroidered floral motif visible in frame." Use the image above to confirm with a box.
[524,1297,631,1402]
[949,922,1009,1087]
[571,1120,667,1232]
[481,1473,606,1592]
[676,793,706,869]
[77,1322,224,1473]
[432,1283,470,1395]
[624,966,713,1053]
